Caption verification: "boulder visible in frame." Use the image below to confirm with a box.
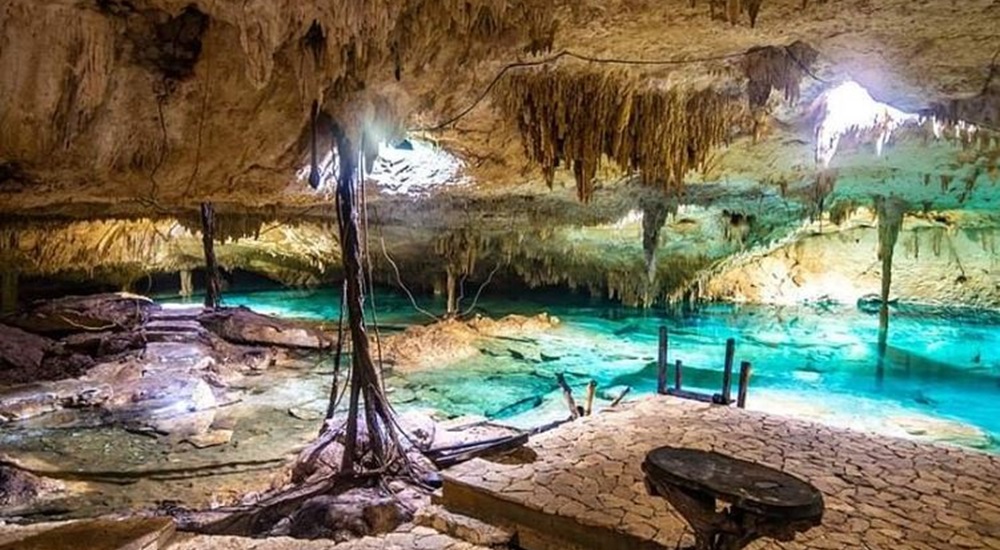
[0,465,46,508]
[8,293,158,335]
[198,307,333,349]
[0,324,53,372]
[61,330,145,357]
[287,488,408,540]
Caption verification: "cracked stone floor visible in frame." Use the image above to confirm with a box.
[442,396,1000,550]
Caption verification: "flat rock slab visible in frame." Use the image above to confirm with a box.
[198,307,333,349]
[0,518,175,550]
[148,308,204,321]
[144,320,205,333]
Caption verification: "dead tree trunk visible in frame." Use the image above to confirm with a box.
[200,202,222,309]
[332,126,403,473]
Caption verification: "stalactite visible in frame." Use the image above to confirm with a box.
[744,41,817,110]
[495,67,745,202]
[640,197,672,281]
[874,196,906,345]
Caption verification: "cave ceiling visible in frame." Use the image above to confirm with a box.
[0,0,998,304]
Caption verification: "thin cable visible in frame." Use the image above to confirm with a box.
[460,261,501,318]
[374,219,441,322]
[411,48,752,132]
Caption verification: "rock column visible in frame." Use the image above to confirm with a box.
[179,270,194,298]
[1,271,17,314]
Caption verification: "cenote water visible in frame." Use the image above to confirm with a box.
[165,287,1000,451]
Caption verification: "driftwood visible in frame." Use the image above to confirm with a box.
[425,433,530,468]
[555,372,579,419]
[610,386,632,407]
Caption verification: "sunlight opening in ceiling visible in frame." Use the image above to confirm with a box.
[297,139,465,195]
[815,81,920,167]
[368,139,466,195]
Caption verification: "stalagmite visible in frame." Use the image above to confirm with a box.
[200,202,222,309]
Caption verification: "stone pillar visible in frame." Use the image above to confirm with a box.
[1,271,17,315]
[179,269,194,298]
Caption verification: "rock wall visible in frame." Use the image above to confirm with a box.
[704,222,1000,308]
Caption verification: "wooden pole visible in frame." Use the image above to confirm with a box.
[445,267,457,318]
[200,202,222,309]
[1,271,17,315]
[556,372,580,419]
[737,361,752,409]
[584,380,597,416]
[721,337,735,404]
[674,359,683,390]
[657,326,668,394]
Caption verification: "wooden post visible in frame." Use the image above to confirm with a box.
[584,380,597,416]
[556,372,579,419]
[1,271,16,315]
[674,359,683,390]
[179,269,194,298]
[737,361,752,409]
[657,326,668,394]
[200,202,222,309]
[445,267,457,318]
[721,337,735,404]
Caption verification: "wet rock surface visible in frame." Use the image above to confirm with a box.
[382,314,560,372]
[7,293,156,335]
[198,307,334,349]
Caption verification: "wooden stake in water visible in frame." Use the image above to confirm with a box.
[584,380,597,416]
[721,337,735,404]
[556,372,580,419]
[674,359,683,391]
[657,326,669,394]
[737,361,752,409]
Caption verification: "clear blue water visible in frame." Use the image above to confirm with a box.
[162,288,1000,449]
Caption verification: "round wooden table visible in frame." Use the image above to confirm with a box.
[642,447,824,550]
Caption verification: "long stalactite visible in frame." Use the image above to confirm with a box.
[495,67,746,202]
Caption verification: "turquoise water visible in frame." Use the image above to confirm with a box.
[163,288,1000,449]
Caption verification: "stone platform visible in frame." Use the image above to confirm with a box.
[440,396,1000,550]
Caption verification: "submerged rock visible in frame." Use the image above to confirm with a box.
[198,307,334,349]
[382,313,559,372]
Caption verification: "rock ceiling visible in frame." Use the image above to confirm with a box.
[0,0,998,306]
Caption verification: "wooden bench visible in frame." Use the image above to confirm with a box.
[642,446,823,550]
